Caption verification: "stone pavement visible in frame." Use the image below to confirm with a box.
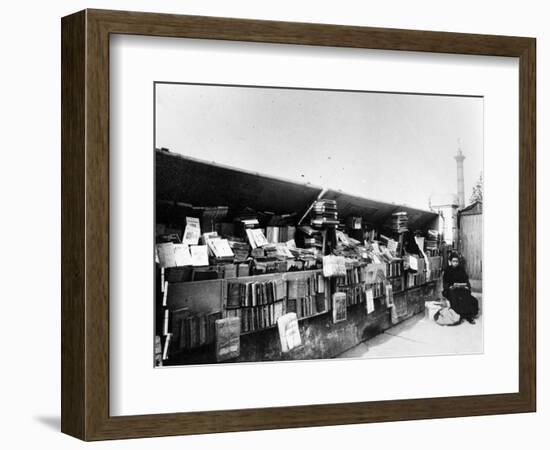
[336,293,483,359]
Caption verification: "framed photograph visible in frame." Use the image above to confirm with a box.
[61,9,536,440]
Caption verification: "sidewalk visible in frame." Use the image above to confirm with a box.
[336,293,483,359]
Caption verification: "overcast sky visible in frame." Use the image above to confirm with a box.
[155,83,483,210]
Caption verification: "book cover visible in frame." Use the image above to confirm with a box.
[215,317,241,362]
[277,312,302,353]
[182,217,201,245]
[250,228,269,247]
[173,243,193,266]
[227,282,241,308]
[223,263,237,278]
[170,307,189,350]
[332,292,347,323]
[366,288,375,314]
[156,242,177,268]
[245,229,258,249]
[190,245,209,266]
[154,335,163,366]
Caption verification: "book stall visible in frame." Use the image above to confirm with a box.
[154,149,443,365]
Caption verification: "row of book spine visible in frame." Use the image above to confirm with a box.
[286,294,327,319]
[334,281,385,307]
[334,262,405,286]
[287,273,327,299]
[162,262,250,284]
[341,264,380,285]
[386,261,403,278]
[226,278,286,308]
[226,300,285,333]
[406,272,427,288]
[170,309,222,351]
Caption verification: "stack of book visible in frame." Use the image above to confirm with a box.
[299,225,323,250]
[262,242,294,260]
[234,208,259,225]
[310,199,339,227]
[391,211,409,233]
[251,260,287,275]
[227,239,250,262]
[225,278,287,333]
[245,228,269,249]
[303,234,323,249]
[291,247,318,259]
[332,231,370,261]
[203,232,235,263]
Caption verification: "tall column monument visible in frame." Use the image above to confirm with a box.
[454,142,466,208]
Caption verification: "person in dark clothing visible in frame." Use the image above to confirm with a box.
[442,254,479,324]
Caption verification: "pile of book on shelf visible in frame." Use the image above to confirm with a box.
[263,242,295,260]
[301,226,324,249]
[330,229,400,266]
[310,199,339,227]
[227,238,250,262]
[286,272,328,319]
[332,231,369,260]
[155,196,431,294]
[333,260,387,307]
[226,279,286,308]
[233,208,260,233]
[391,211,409,233]
[225,278,287,333]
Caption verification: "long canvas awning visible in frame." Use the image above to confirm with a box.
[156,150,323,217]
[323,189,439,231]
[156,149,439,230]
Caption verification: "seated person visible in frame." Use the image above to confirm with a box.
[442,253,479,324]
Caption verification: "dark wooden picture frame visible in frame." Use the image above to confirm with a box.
[61,9,536,441]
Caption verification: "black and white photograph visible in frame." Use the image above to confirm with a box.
[1,0,543,446]
[154,82,483,367]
